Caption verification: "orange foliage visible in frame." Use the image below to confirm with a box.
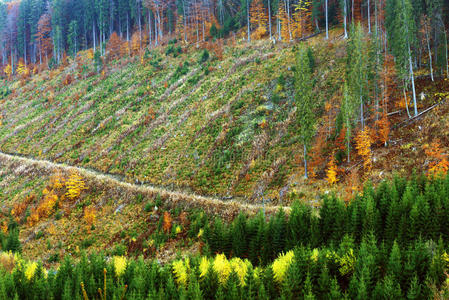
[308,131,327,178]
[424,140,449,177]
[163,211,173,233]
[131,32,142,55]
[107,32,122,61]
[355,128,373,171]
[63,74,73,86]
[250,0,268,39]
[293,0,312,38]
[375,112,390,146]
[37,13,53,63]
[12,194,35,222]
[278,1,291,41]
[83,206,96,228]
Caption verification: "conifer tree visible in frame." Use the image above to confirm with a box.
[295,45,315,179]
[386,0,418,117]
[346,23,368,129]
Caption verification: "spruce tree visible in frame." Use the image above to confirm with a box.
[346,23,369,130]
[295,45,316,179]
[386,0,418,117]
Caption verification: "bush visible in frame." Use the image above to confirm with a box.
[199,50,210,64]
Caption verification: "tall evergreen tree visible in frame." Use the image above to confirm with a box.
[346,23,368,129]
[386,0,418,117]
[295,45,315,179]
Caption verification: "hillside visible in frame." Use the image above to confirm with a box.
[0,30,448,265]
[1,35,338,205]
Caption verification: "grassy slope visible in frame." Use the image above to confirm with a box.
[0,35,347,205]
[1,29,449,263]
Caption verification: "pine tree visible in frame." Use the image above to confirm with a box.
[386,0,418,117]
[295,45,315,179]
[387,241,402,282]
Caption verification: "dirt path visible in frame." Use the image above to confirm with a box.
[0,151,289,217]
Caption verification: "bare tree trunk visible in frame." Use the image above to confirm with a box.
[303,144,308,179]
[126,13,129,41]
[403,86,411,118]
[343,0,348,38]
[367,0,371,33]
[247,0,251,42]
[325,0,328,39]
[408,44,418,116]
[148,9,152,46]
[268,0,272,40]
[93,22,96,52]
[425,25,434,81]
[182,0,187,42]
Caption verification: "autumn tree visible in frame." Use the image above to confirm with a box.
[3,64,12,79]
[107,32,122,60]
[326,154,339,185]
[424,140,449,177]
[36,13,52,65]
[295,45,315,179]
[250,0,268,40]
[375,112,390,147]
[355,128,373,171]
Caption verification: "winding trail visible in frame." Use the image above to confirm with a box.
[0,151,290,217]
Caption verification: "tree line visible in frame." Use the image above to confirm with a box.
[0,0,447,74]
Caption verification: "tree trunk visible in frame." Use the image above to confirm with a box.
[303,144,308,179]
[443,26,449,79]
[403,86,411,118]
[154,12,158,45]
[360,95,364,130]
[93,22,96,52]
[247,0,251,42]
[367,0,371,33]
[425,24,434,81]
[268,0,272,40]
[325,0,328,39]
[343,0,348,38]
[286,0,293,41]
[182,0,187,42]
[408,44,418,116]
[126,13,129,41]
[138,1,142,50]
[148,10,152,46]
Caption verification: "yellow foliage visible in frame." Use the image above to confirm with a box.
[199,257,210,278]
[25,261,38,281]
[213,254,232,284]
[65,172,87,200]
[36,192,58,218]
[175,225,182,234]
[83,206,96,227]
[272,250,295,284]
[337,249,356,276]
[311,248,319,262]
[326,155,339,185]
[172,258,189,286]
[4,64,12,78]
[113,256,127,277]
[355,129,373,171]
[230,258,250,286]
